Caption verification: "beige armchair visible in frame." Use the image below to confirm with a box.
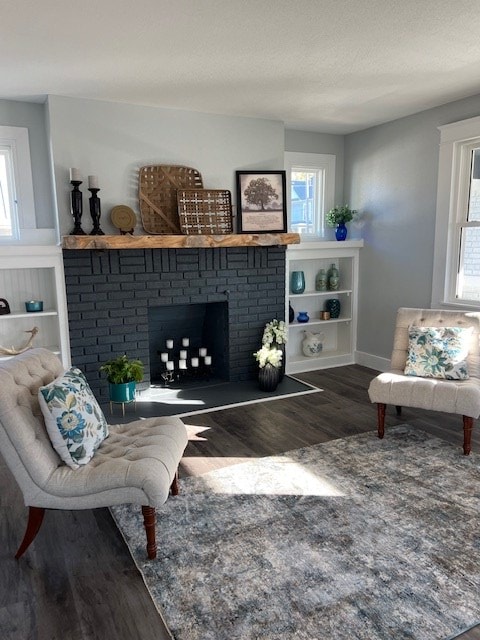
[0,348,188,560]
[368,308,480,454]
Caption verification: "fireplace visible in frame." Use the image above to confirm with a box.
[63,246,286,401]
[148,301,229,384]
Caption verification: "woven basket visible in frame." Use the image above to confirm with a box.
[139,165,203,234]
[177,189,233,235]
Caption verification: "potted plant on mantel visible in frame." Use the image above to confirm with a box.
[326,205,356,241]
[100,354,144,403]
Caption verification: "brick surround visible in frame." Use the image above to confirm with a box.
[63,247,286,401]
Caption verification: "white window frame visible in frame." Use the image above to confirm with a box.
[284,152,335,239]
[0,125,36,243]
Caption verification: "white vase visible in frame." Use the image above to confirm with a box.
[302,331,325,357]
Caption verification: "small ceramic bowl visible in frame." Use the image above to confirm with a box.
[25,300,43,312]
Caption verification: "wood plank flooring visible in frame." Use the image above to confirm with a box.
[1,365,478,640]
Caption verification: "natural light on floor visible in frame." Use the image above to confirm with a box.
[181,454,345,497]
[136,386,206,406]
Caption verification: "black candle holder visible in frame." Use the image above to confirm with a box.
[70,180,86,235]
[88,188,105,235]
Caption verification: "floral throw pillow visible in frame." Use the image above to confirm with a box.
[404,326,473,380]
[38,367,109,469]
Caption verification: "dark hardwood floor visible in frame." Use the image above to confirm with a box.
[1,364,479,640]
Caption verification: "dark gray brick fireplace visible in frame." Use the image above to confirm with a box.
[63,246,286,401]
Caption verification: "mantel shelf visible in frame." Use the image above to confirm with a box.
[62,233,301,250]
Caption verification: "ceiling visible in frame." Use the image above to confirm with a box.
[3,0,480,134]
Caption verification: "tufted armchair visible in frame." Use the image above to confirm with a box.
[0,348,188,560]
[368,307,480,455]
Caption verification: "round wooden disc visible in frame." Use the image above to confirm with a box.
[111,205,136,230]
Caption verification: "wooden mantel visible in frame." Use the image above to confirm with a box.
[62,233,300,250]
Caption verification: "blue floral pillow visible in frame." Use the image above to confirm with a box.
[404,326,473,380]
[38,367,109,469]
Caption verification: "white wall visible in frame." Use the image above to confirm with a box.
[344,92,480,361]
[47,96,285,236]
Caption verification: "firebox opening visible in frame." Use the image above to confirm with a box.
[148,302,229,386]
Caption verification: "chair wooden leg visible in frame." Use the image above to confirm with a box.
[142,506,157,560]
[170,471,179,496]
[377,403,386,439]
[395,406,402,416]
[15,506,45,559]
[463,416,474,455]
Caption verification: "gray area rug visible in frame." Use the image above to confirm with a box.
[110,425,480,640]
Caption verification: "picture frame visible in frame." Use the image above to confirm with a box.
[236,170,287,233]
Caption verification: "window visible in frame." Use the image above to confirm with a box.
[0,126,35,242]
[0,145,17,237]
[453,144,480,301]
[285,152,335,238]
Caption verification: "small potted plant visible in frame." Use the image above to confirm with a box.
[100,354,144,403]
[253,345,283,392]
[326,205,356,241]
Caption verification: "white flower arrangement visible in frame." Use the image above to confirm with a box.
[262,319,288,346]
[253,345,283,368]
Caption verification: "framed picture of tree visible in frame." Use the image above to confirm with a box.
[236,170,287,233]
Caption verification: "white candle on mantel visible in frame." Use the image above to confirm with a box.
[179,359,187,370]
[191,357,199,368]
[88,175,99,189]
[180,349,187,360]
[69,168,81,182]
[160,352,168,363]
[166,361,174,371]
[204,355,212,365]
[166,339,174,349]
[199,347,207,357]
[182,338,189,347]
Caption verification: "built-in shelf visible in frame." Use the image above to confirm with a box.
[62,233,301,250]
[286,241,363,373]
[0,246,71,368]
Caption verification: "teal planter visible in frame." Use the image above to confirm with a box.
[109,381,136,403]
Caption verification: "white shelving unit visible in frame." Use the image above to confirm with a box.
[0,246,71,367]
[286,241,363,374]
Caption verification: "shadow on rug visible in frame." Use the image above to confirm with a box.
[110,425,480,640]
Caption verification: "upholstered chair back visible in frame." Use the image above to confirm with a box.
[389,307,480,378]
[0,349,64,501]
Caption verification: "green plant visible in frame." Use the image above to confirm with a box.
[99,354,144,385]
[326,205,356,227]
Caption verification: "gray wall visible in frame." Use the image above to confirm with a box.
[285,129,345,205]
[344,92,480,361]
[47,96,285,236]
[0,99,55,228]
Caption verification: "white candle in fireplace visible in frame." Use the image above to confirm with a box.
[191,357,199,367]
[204,355,212,365]
[182,338,189,347]
[166,339,174,349]
[160,352,168,362]
[199,347,207,357]
[180,349,187,359]
[166,361,174,371]
[179,359,187,369]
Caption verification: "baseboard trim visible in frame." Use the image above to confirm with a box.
[354,350,390,372]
